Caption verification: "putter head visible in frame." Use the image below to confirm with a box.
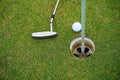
[32,31,57,38]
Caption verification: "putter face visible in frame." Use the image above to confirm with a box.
[32,31,57,37]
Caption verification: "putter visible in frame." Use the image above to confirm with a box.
[32,0,60,38]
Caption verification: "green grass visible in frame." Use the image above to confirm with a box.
[0,0,120,80]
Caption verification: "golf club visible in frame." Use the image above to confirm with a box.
[32,0,60,38]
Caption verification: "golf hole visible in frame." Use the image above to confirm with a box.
[70,37,95,58]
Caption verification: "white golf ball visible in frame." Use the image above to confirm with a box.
[72,22,82,32]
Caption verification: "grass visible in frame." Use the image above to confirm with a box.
[0,0,120,80]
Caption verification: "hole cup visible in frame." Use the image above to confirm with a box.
[70,37,95,58]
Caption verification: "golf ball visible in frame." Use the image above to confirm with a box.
[72,22,82,32]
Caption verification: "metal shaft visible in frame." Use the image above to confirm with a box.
[81,0,86,53]
[50,0,60,32]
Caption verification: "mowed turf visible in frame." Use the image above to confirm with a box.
[0,0,120,80]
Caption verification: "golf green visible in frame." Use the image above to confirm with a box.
[0,0,119,80]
